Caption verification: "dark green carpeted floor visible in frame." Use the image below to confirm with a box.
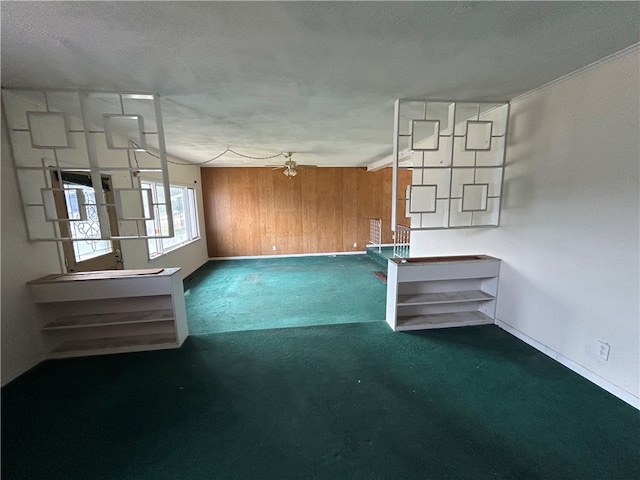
[2,323,639,479]
[2,255,639,479]
[184,255,387,334]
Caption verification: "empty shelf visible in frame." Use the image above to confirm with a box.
[396,311,493,331]
[29,267,188,359]
[42,309,175,330]
[49,333,179,358]
[397,290,494,306]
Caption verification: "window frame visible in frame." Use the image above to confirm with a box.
[140,179,200,259]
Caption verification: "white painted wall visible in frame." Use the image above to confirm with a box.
[1,108,209,385]
[1,119,54,384]
[410,48,640,406]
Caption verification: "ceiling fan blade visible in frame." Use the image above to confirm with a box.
[296,164,318,168]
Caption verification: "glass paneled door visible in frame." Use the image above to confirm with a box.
[52,171,123,272]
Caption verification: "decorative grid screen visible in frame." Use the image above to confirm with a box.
[391,99,509,231]
[2,89,174,241]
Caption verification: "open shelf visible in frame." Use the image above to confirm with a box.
[49,333,179,358]
[386,255,500,332]
[28,268,188,359]
[396,311,494,331]
[42,309,174,330]
[397,290,494,306]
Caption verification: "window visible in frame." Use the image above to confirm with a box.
[141,180,199,258]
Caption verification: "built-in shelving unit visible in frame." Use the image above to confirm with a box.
[386,255,501,331]
[28,268,188,359]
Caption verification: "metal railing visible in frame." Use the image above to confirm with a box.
[393,224,410,258]
[368,218,382,253]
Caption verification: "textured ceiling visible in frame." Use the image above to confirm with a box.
[2,2,638,167]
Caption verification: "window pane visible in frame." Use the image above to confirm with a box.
[140,183,152,218]
[155,183,166,203]
[161,186,188,250]
[171,186,186,238]
[63,189,82,220]
[64,182,113,263]
[142,184,156,234]
[157,204,169,236]
[147,237,160,258]
[143,181,199,258]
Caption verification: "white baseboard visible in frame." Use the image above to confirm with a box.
[495,319,639,410]
[209,251,367,261]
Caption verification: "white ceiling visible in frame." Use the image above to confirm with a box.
[2,2,638,167]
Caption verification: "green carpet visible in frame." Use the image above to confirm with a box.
[366,246,396,271]
[184,255,387,334]
[3,255,639,479]
[2,323,639,480]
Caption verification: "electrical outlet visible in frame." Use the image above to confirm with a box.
[353,242,357,248]
[597,341,610,361]
[272,245,276,251]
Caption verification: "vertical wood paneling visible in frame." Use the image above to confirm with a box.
[211,169,233,256]
[201,166,413,257]
[202,167,218,256]
[230,168,261,256]
[257,170,276,254]
[341,168,359,250]
[397,169,412,221]
[274,170,303,253]
[300,168,318,253]
[316,169,342,252]
[356,168,375,246]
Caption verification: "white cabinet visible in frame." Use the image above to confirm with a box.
[28,268,188,358]
[386,255,501,331]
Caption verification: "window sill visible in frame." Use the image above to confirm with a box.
[148,237,201,261]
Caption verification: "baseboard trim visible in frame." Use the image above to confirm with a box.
[495,319,639,410]
[209,251,367,261]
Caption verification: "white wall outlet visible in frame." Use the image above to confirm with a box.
[272,245,276,251]
[353,242,357,248]
[597,341,610,361]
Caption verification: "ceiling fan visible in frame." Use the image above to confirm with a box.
[272,153,317,177]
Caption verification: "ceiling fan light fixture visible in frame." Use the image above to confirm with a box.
[283,166,297,177]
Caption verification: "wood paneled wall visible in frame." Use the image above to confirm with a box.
[201,167,411,257]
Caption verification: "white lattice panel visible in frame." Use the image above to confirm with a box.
[3,89,174,241]
[392,99,509,231]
